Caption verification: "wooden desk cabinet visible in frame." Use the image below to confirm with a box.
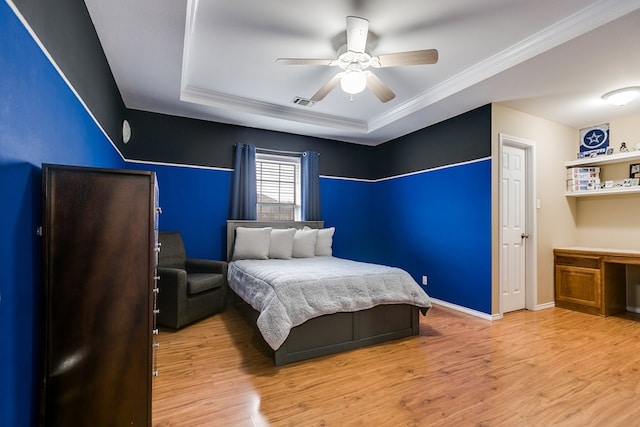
[554,248,634,316]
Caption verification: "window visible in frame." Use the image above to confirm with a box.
[256,153,301,221]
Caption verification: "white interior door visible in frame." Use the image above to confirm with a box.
[501,145,527,312]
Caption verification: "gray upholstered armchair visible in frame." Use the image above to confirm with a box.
[156,232,228,330]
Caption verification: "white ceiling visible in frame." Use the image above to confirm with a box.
[84,0,640,146]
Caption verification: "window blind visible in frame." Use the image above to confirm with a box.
[256,158,299,221]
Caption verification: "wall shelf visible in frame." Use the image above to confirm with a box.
[565,150,640,167]
[565,150,640,197]
[566,186,640,197]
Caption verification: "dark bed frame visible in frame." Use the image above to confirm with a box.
[226,220,421,366]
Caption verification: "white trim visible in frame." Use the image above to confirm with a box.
[6,0,125,163]
[124,158,232,172]
[125,156,491,183]
[320,156,491,183]
[498,134,538,314]
[373,157,490,183]
[534,302,556,311]
[430,298,496,321]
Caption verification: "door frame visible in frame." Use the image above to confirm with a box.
[499,134,538,313]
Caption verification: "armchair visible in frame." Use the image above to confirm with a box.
[156,232,227,330]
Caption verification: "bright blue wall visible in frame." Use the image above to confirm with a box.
[373,160,492,313]
[134,159,492,314]
[319,160,492,313]
[319,177,379,262]
[0,3,125,426]
[129,163,232,260]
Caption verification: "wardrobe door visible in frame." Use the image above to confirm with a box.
[41,165,155,427]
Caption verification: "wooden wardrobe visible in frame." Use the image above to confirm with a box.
[40,164,159,426]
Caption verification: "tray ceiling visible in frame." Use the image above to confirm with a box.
[85,0,640,145]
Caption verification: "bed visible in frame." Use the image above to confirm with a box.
[226,220,432,365]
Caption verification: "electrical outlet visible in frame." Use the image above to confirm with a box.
[422,275,428,285]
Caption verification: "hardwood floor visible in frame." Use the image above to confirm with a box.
[152,304,640,426]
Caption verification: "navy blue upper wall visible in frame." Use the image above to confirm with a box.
[123,109,378,180]
[122,105,491,181]
[0,3,125,426]
[372,105,491,177]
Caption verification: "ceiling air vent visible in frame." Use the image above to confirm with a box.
[291,97,315,107]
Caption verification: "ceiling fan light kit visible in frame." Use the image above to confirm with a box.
[340,70,367,94]
[277,16,438,103]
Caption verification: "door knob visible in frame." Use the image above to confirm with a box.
[521,233,529,239]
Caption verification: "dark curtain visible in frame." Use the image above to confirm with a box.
[229,143,257,220]
[301,151,321,221]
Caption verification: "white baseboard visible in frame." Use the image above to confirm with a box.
[626,305,640,314]
[430,299,557,321]
[533,301,555,311]
[430,298,495,321]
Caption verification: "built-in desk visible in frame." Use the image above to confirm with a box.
[554,247,640,316]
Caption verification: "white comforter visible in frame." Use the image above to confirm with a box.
[228,256,432,350]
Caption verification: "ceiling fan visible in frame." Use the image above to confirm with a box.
[276,16,438,103]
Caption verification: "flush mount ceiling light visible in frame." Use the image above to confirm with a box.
[602,87,640,106]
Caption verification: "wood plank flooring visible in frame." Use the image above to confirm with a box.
[152,304,640,426]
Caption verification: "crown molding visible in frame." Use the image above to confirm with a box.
[180,85,369,132]
[368,0,640,132]
[180,0,640,137]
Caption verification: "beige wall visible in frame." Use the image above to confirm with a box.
[571,113,640,309]
[492,106,640,314]
[573,114,640,249]
[491,104,577,315]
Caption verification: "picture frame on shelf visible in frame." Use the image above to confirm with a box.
[630,163,640,179]
[578,123,609,157]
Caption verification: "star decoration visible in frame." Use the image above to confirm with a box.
[587,132,601,145]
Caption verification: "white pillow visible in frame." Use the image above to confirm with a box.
[269,228,296,259]
[292,228,318,258]
[304,226,335,256]
[315,227,335,256]
[232,227,272,260]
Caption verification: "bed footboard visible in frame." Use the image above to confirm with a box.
[233,297,420,365]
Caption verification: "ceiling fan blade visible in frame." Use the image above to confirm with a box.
[310,74,341,102]
[376,49,439,67]
[276,58,334,66]
[366,72,396,103]
[346,16,369,53]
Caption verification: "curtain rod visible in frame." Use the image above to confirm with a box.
[255,147,318,157]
